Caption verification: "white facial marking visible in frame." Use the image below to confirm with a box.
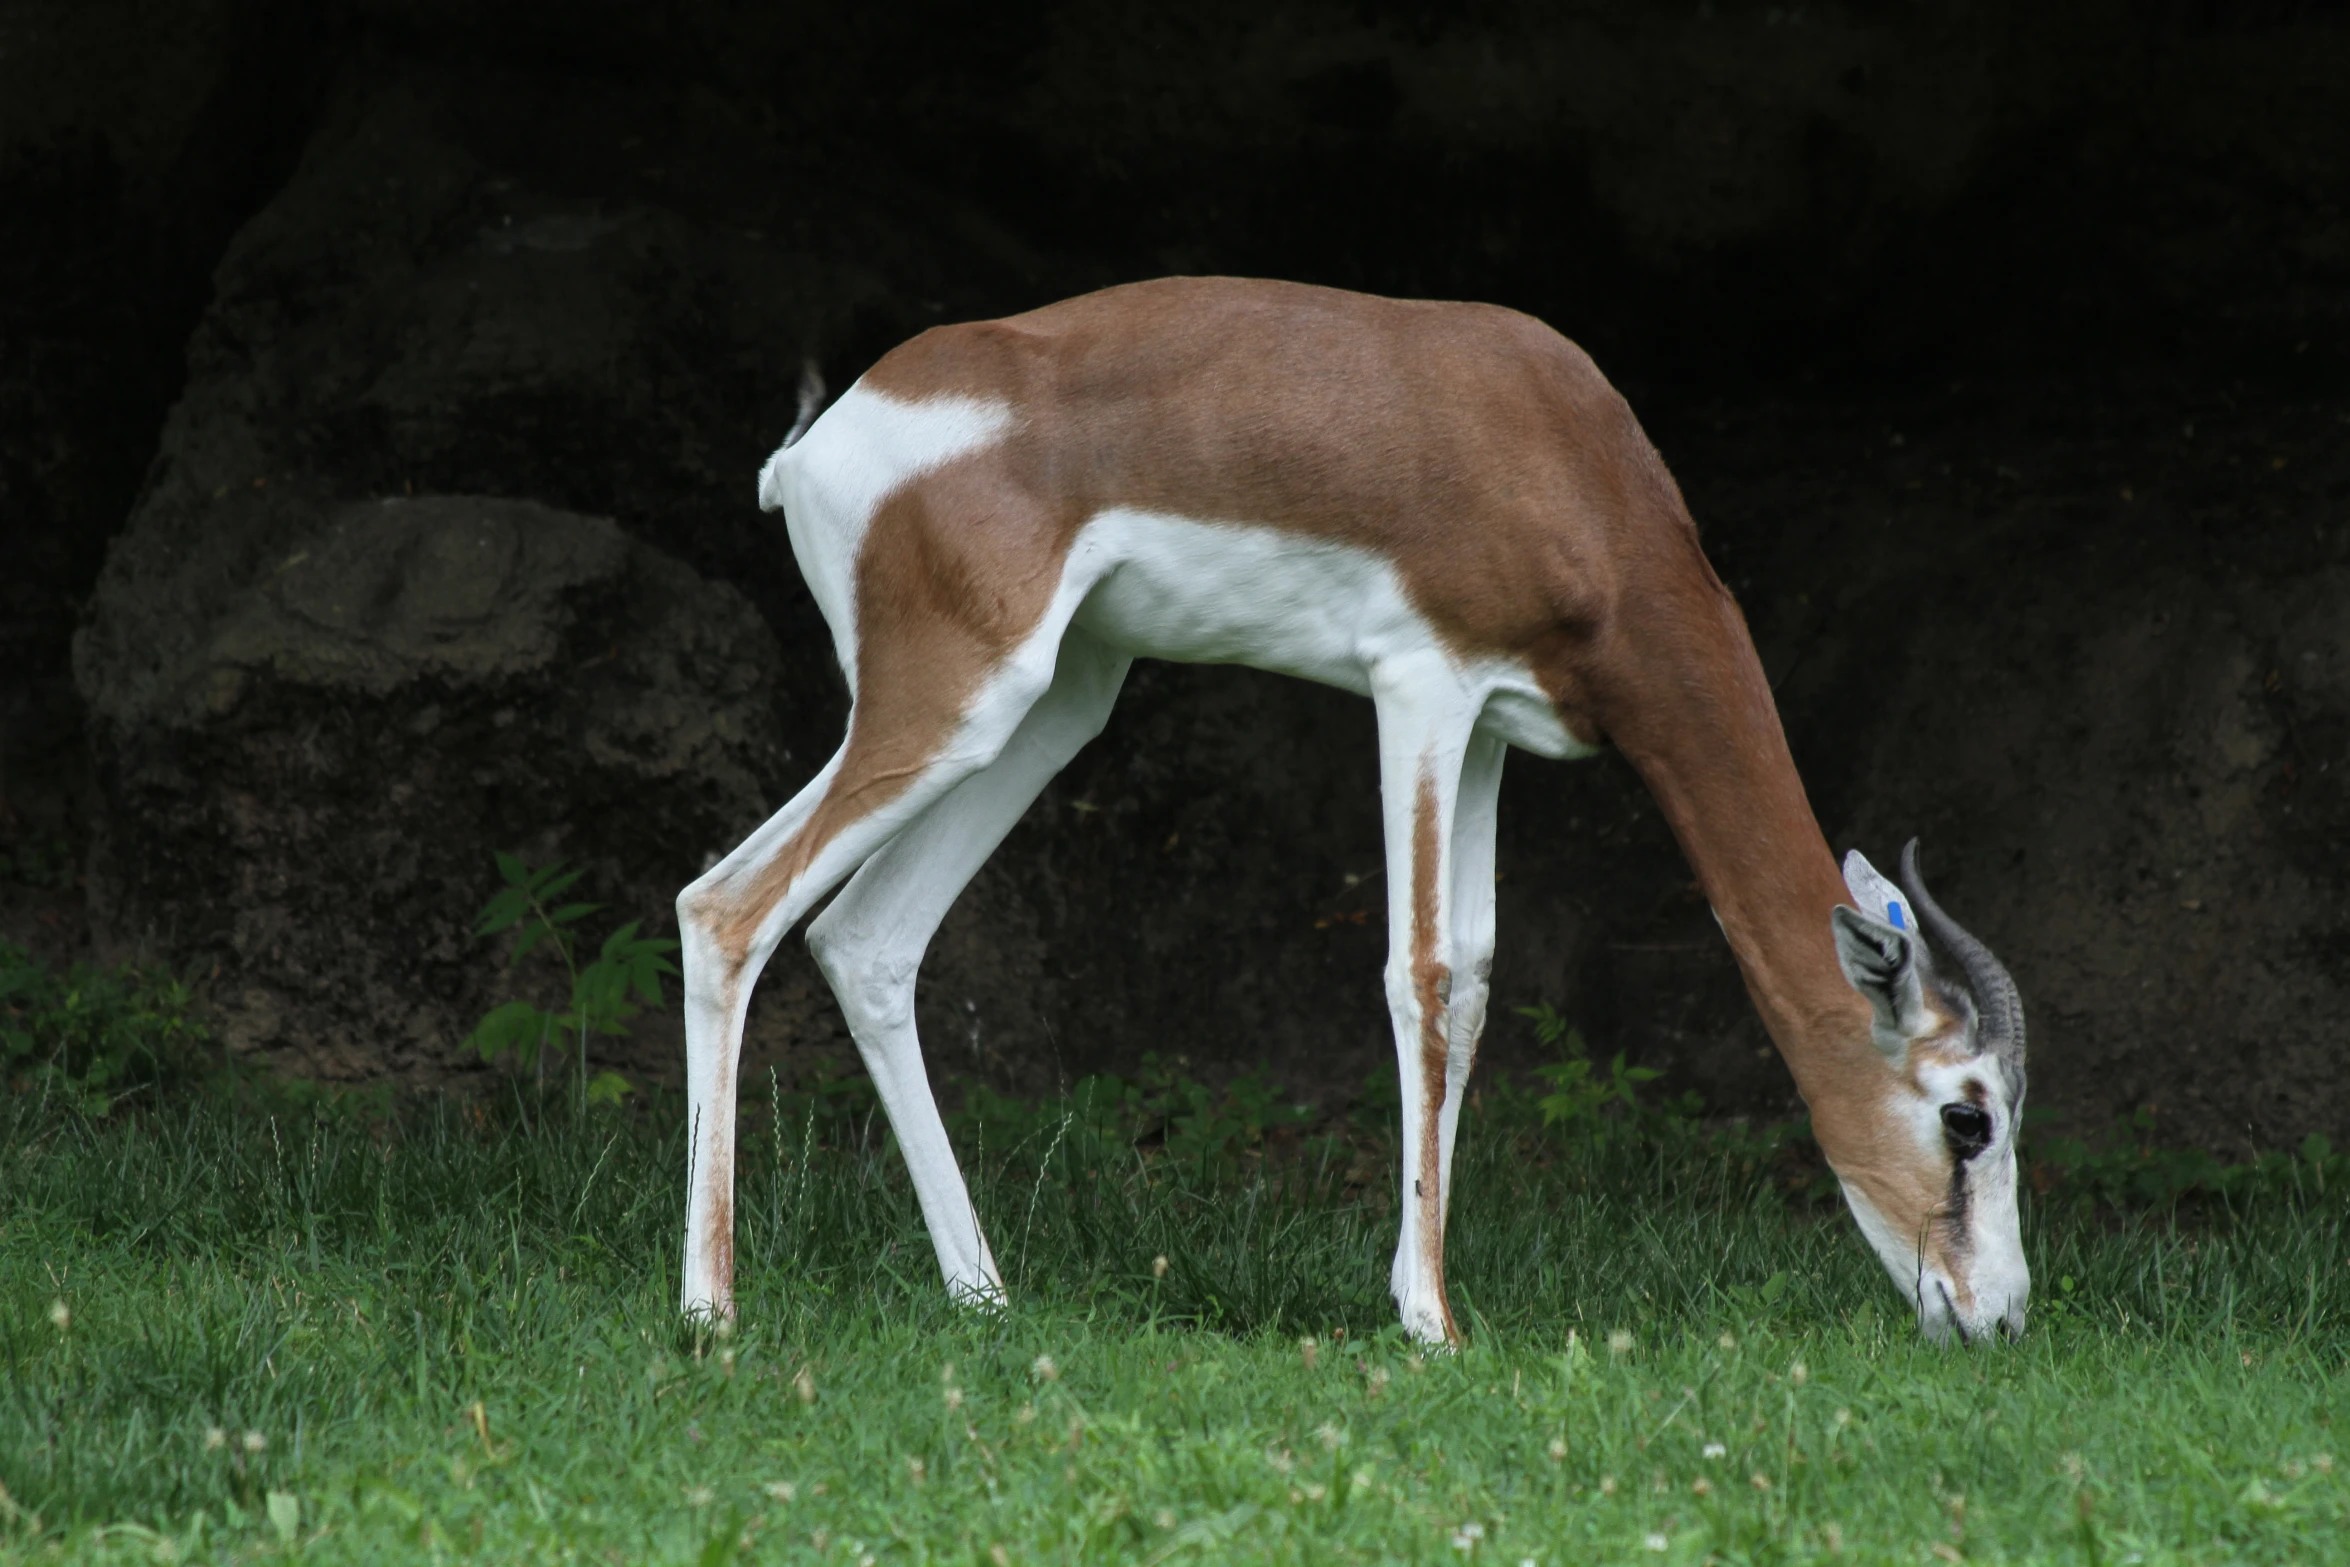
[1846,1053,2030,1345]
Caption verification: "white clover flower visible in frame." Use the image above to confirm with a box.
[1703,1441,1727,1460]
[1643,1533,1669,1553]
[1607,1329,1634,1355]
[1031,1354,1059,1382]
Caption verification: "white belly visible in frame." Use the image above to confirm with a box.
[1067,508,1593,760]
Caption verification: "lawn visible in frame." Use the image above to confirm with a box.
[3,1065,2346,1565]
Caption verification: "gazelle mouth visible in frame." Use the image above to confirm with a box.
[1935,1281,1973,1346]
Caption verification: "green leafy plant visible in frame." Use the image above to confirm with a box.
[464,854,676,1116]
[1517,1002,1671,1135]
[2030,1106,2343,1210]
[0,942,209,1116]
[1716,1266,1792,1322]
[1157,1065,1317,1173]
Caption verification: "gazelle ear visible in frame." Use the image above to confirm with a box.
[1832,905,1932,1058]
[1842,849,1914,936]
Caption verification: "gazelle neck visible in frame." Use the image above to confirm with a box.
[1576,573,1880,1123]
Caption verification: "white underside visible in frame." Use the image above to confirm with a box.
[1069,508,1591,758]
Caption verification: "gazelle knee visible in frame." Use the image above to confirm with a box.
[805,914,918,1035]
[677,878,746,963]
[1450,947,1494,1027]
[1384,948,1456,1018]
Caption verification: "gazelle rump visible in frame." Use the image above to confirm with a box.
[676,277,2030,1345]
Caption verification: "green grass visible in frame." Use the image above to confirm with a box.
[3,1079,2346,1565]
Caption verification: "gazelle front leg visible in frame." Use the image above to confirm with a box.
[1372,663,1485,1345]
[1434,730,1506,1227]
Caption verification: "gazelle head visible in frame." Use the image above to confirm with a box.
[1827,840,2029,1344]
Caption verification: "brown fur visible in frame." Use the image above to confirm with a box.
[1409,765,1459,1342]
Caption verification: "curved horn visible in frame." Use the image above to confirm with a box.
[1898,838,2026,1064]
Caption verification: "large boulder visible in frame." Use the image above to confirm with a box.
[77,492,787,1077]
[69,59,1053,1080]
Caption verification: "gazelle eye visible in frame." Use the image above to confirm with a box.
[1940,1102,1993,1158]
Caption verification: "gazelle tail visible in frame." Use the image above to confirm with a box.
[783,359,826,449]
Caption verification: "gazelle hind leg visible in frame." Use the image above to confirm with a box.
[676,645,1067,1321]
[1371,661,1485,1345]
[806,630,1130,1308]
[1434,730,1506,1225]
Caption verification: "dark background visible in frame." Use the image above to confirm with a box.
[4,0,2346,1149]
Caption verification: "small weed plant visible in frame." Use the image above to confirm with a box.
[1518,1000,1697,1142]
[463,854,676,1116]
[0,941,209,1117]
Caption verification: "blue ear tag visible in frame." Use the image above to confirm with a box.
[1886,902,1905,930]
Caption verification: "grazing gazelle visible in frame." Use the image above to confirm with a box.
[677,277,2030,1346]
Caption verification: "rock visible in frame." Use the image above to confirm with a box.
[69,58,1051,1081]
[78,492,787,1077]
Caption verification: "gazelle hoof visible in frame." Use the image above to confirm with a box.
[946,1276,1008,1313]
